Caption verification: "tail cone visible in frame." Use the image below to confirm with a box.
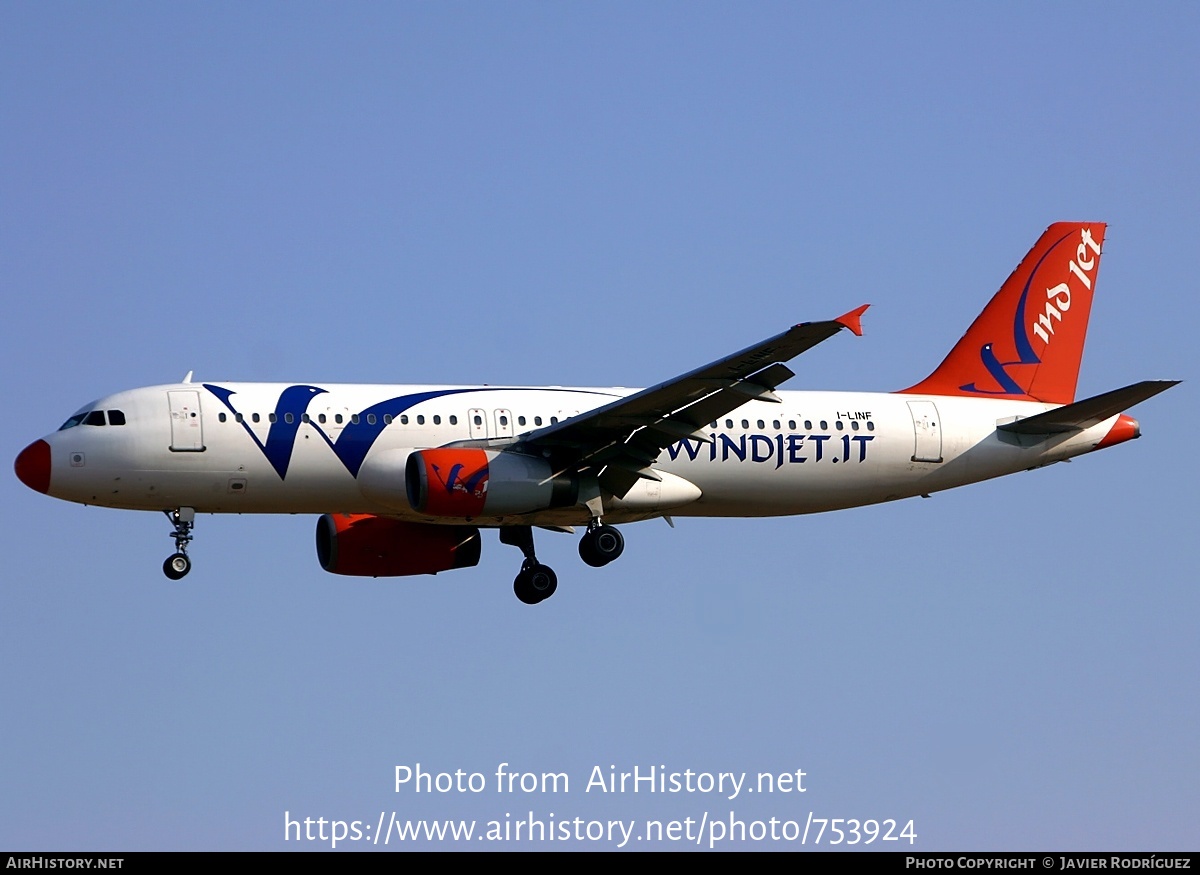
[1095,414,1140,450]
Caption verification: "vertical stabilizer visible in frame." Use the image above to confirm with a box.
[901,222,1106,404]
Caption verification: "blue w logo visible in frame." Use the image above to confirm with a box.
[203,384,487,479]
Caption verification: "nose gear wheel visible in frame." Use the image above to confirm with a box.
[162,508,195,580]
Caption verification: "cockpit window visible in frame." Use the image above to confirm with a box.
[58,401,121,430]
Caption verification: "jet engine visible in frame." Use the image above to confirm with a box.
[405,448,577,518]
[316,513,481,577]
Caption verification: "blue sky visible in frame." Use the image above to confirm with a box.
[2,3,1196,850]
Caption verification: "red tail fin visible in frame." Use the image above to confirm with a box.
[901,222,1106,404]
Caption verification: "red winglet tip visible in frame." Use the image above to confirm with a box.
[835,304,870,337]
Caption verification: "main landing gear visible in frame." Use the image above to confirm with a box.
[162,507,195,580]
[501,519,626,604]
[500,526,557,605]
[578,520,625,568]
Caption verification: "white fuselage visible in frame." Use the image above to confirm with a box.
[38,381,1117,526]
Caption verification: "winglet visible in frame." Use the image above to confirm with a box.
[835,304,870,337]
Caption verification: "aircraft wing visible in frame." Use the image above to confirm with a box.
[512,305,869,496]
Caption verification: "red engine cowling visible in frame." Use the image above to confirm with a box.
[316,514,481,577]
[405,448,577,518]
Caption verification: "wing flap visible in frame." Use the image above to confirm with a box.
[598,464,643,497]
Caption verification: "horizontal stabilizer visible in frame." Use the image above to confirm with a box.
[997,380,1179,435]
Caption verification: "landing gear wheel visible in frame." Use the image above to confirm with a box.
[579,524,624,567]
[163,508,196,580]
[163,552,191,580]
[514,563,558,604]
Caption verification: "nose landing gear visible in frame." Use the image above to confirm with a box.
[163,552,191,580]
[162,507,195,580]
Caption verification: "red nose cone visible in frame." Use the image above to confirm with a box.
[1095,413,1141,450]
[15,440,51,494]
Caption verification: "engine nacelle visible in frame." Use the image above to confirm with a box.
[406,448,577,518]
[316,513,481,577]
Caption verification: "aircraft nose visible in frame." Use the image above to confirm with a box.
[15,439,51,494]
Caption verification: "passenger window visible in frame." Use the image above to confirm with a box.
[284,413,294,424]
[550,416,558,424]
[534,416,543,426]
[867,422,875,432]
[417,415,425,425]
[351,414,360,425]
[383,414,392,425]
[757,420,765,429]
[400,415,408,425]
[518,416,526,426]
[302,413,311,423]
[804,420,812,430]
[741,420,749,429]
[851,421,859,431]
[819,420,827,430]
[788,420,796,430]
[252,413,261,423]
[269,413,278,423]
[433,415,441,425]
[319,413,327,424]
[335,414,344,424]
[108,410,126,426]
[449,415,458,425]
[725,419,733,429]
[772,420,780,430]
[218,412,227,423]
[835,421,843,430]
[473,415,483,426]
[367,414,376,425]
[235,413,244,423]
[84,410,106,426]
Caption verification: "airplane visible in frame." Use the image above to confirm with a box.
[14,222,1178,604]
